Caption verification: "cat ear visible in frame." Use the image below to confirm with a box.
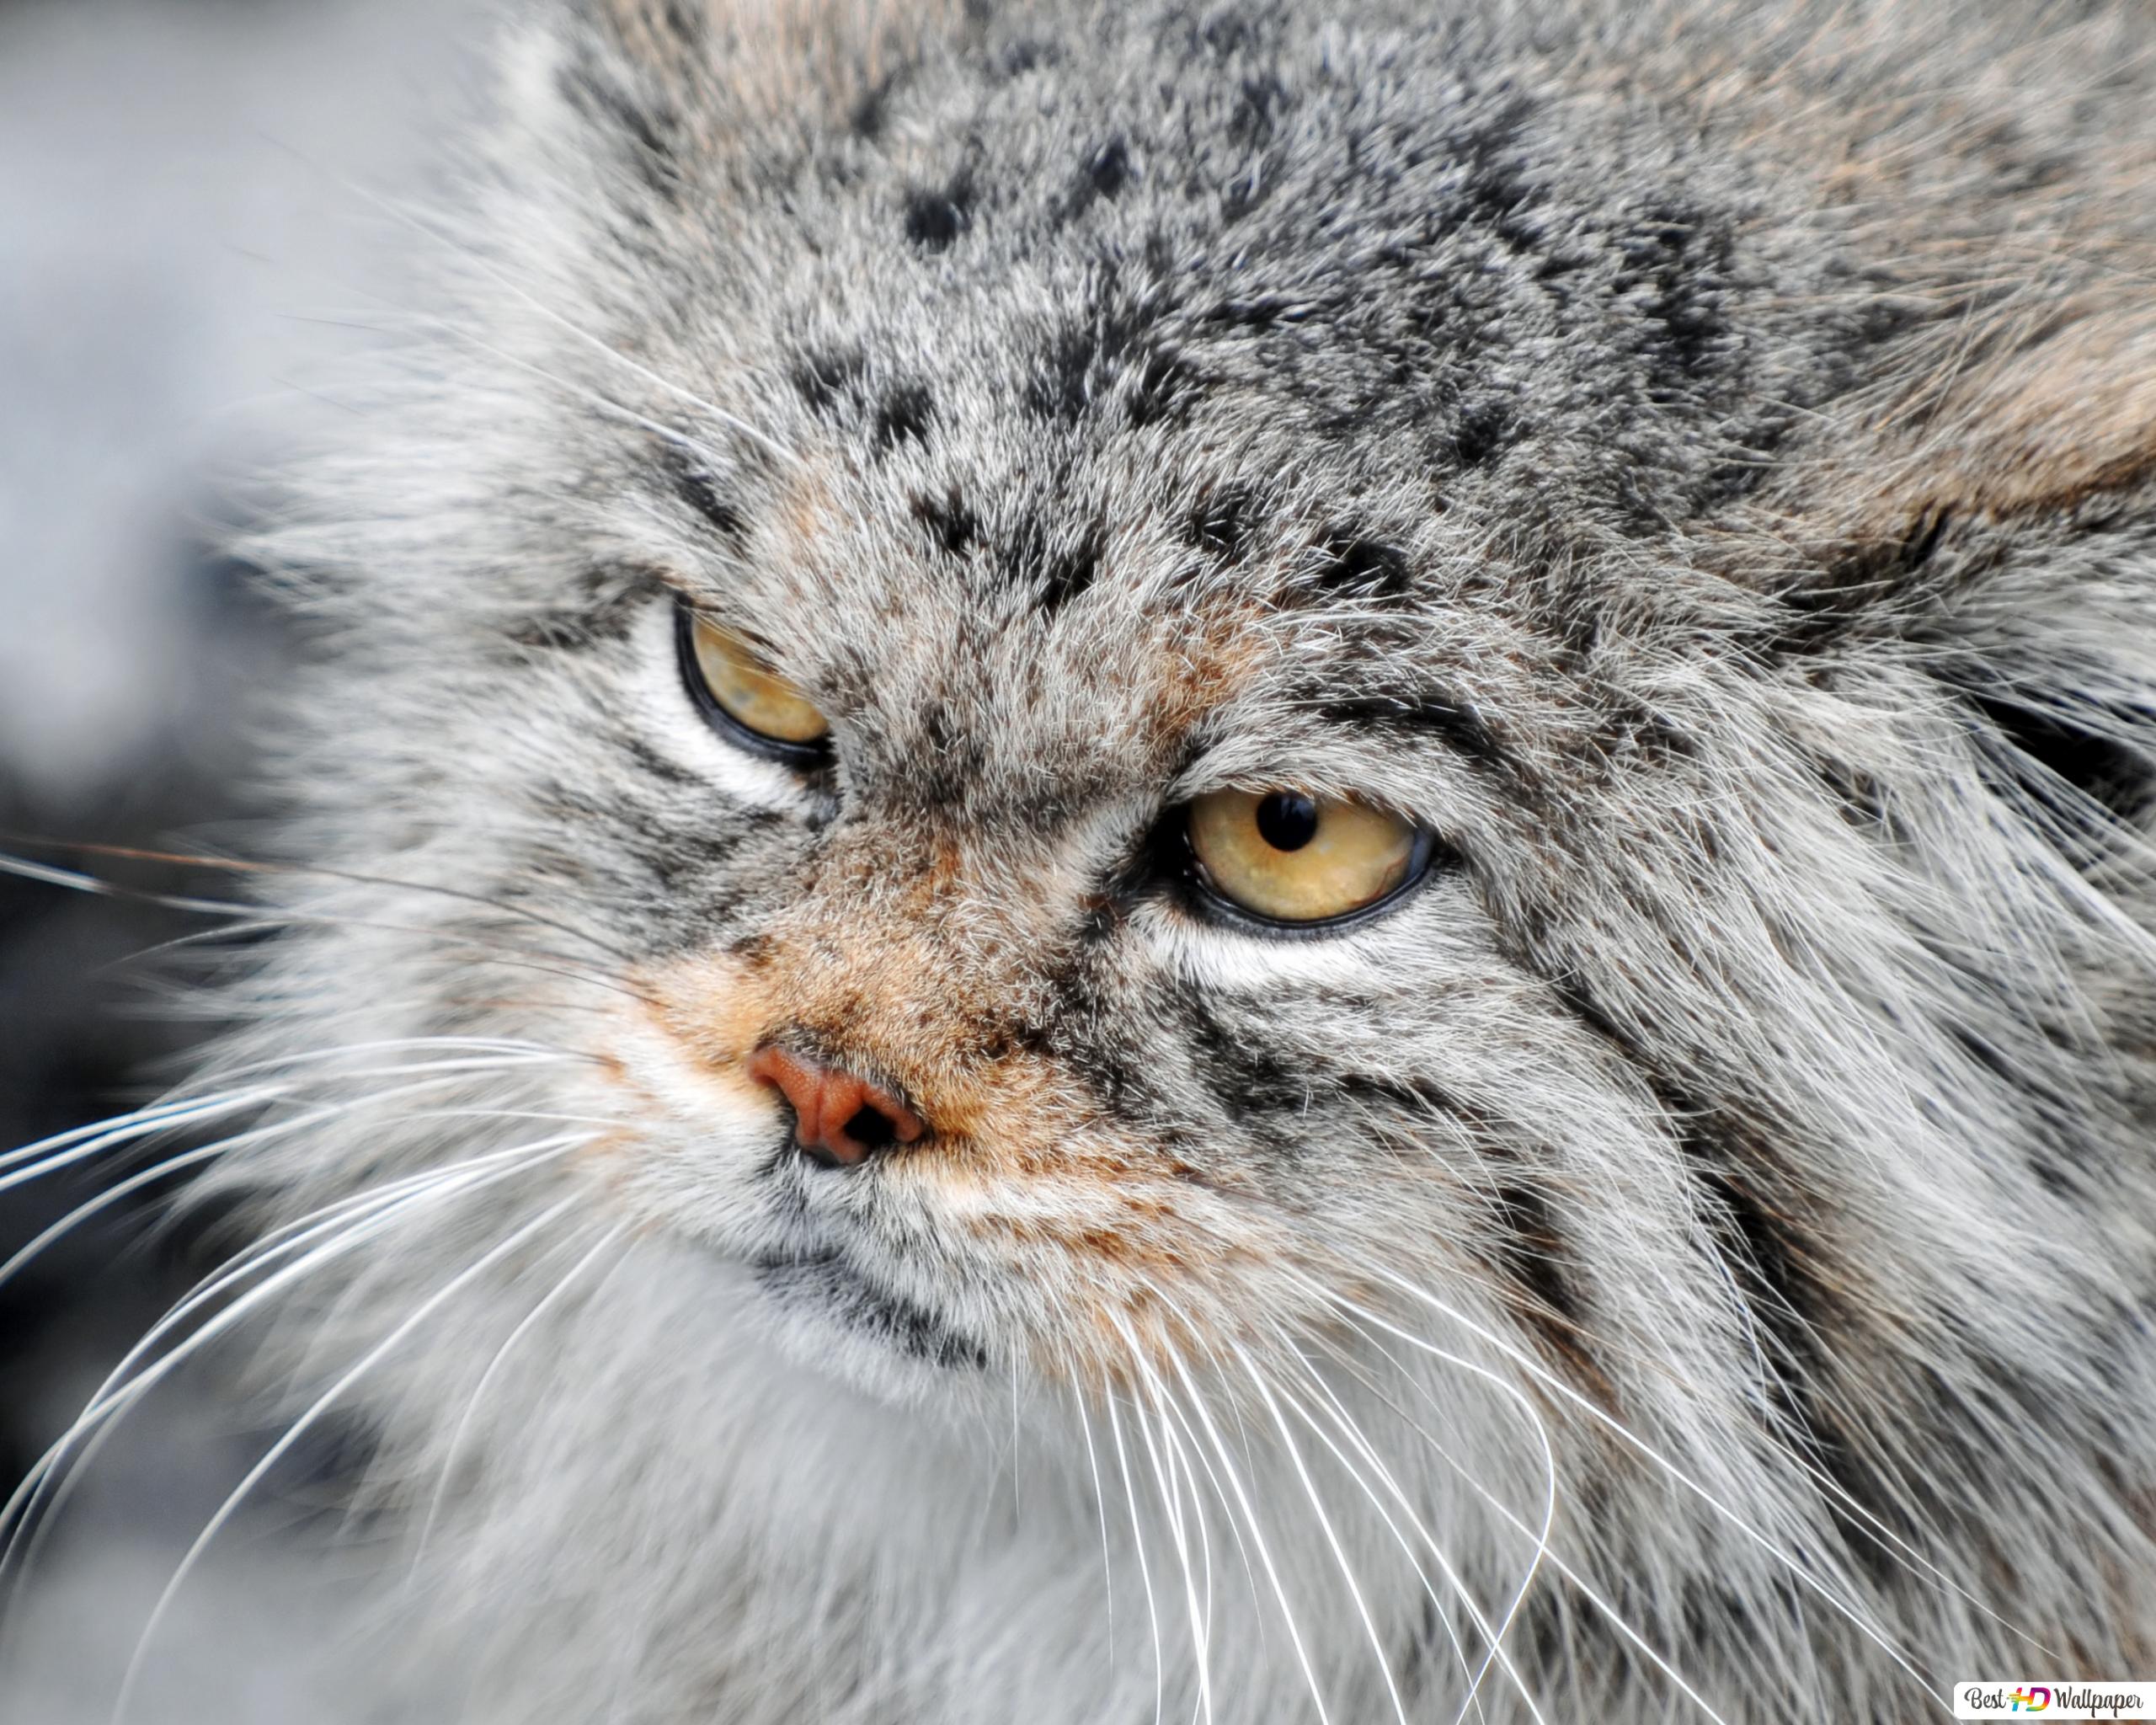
[1825,301,2156,537]
[1771,300,2156,825]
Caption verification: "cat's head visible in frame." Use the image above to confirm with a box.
[237,0,2156,1660]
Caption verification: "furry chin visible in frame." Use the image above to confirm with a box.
[747,1247,993,1400]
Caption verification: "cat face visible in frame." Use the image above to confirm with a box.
[218,0,2156,1711]
[426,0,1919,1445]
[473,221,1705,1423]
[258,0,2131,1455]
[595,480,1605,1404]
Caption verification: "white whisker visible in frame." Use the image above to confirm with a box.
[109,1192,590,1725]
[0,836,630,963]
[1319,1299,1740,1725]
[0,1089,281,1185]
[406,1221,633,1583]
[1360,1322,1740,1725]
[1315,1267,1935,1696]
[0,850,656,1006]
[1070,1383,1117,1665]
[1229,1339,1410,1725]
[1155,1343,1332,1725]
[0,1063,602,1289]
[1106,1388,1167,1725]
[0,1136,590,1590]
[1267,1329,1544,1725]
[1130,1370,1214,1725]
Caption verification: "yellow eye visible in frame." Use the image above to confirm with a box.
[1186,789,1428,925]
[680,609,830,757]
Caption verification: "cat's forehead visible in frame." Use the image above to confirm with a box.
[543,0,1845,810]
[622,0,1812,543]
[643,299,1580,815]
[690,428,1482,809]
[558,0,1822,729]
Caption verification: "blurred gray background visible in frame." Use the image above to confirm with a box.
[1,2,481,1716]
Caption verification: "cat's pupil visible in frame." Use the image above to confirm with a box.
[1255,792,1321,852]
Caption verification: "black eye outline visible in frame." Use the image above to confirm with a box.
[1152,798,1446,937]
[675,599,834,770]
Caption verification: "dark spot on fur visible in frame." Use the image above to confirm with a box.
[1814,756,1895,838]
[1312,534,1412,601]
[850,67,903,139]
[1026,252,1193,425]
[1183,485,1255,563]
[622,735,700,789]
[1481,1182,1607,1394]
[996,37,1050,77]
[1036,322,1133,419]
[792,349,867,419]
[506,567,663,651]
[1229,74,1286,147]
[1219,171,1272,223]
[1598,695,1696,767]
[1669,1103,1916,1573]
[1062,136,1132,219]
[659,1,704,43]
[1451,398,1513,468]
[1199,291,1322,334]
[1171,997,1329,1126]
[1022,522,1103,614]
[1028,305,1157,421]
[507,605,632,652]
[1026,323,1097,421]
[1328,1075,1608,1398]
[850,85,890,140]
[887,701,999,815]
[905,171,975,250]
[1042,541,1102,612]
[910,489,978,558]
[1698,1162,1907,1558]
[1441,98,1542,249]
[1775,507,1955,654]
[1124,346,1198,427]
[1488,1183,1580,1322]
[1089,138,1131,197]
[532,767,770,905]
[1194,8,1260,58]
[1535,978,1919,1569]
[1696,1160,1825,1386]
[1617,207,1734,387]
[757,1252,988,1371]
[872,383,935,454]
[663,448,748,542]
[1900,505,1953,574]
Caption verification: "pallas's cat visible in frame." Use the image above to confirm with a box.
[17,1,2156,1720]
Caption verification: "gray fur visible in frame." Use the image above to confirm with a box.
[52,1,2156,1719]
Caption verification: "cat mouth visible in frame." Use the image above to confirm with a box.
[751,1248,989,1372]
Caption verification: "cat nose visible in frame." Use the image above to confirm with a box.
[746,1044,927,1169]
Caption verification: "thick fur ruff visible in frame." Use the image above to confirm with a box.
[168,1,2156,1719]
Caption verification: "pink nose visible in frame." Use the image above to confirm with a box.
[746,1044,927,1169]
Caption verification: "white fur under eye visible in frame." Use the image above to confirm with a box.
[1134,884,1454,994]
[625,599,825,815]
